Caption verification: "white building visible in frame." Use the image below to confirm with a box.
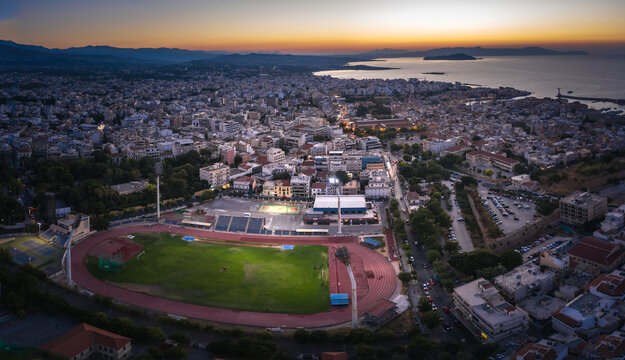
[267,147,285,163]
[422,137,457,154]
[199,163,230,188]
[493,262,557,303]
[453,278,529,343]
[365,170,390,199]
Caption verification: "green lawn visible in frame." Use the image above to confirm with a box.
[86,233,330,314]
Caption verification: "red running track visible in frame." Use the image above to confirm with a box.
[71,225,401,328]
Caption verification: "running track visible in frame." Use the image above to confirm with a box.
[71,225,401,328]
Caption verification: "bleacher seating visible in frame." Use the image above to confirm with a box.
[246,218,263,234]
[215,216,232,231]
[229,216,249,232]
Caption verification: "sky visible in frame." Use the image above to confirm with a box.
[1,0,624,53]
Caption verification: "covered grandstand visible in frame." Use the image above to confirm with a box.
[214,215,269,234]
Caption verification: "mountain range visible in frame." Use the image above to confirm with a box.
[0,40,589,70]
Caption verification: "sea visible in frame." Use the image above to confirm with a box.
[315,55,625,112]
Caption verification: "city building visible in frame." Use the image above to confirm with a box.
[567,237,625,272]
[588,270,625,301]
[304,195,378,225]
[560,191,608,227]
[452,278,529,343]
[422,137,457,154]
[41,323,132,360]
[341,180,360,195]
[551,292,623,337]
[199,163,230,189]
[267,147,286,163]
[274,179,291,198]
[493,262,557,303]
[540,251,570,273]
[290,175,311,199]
[232,176,256,193]
[466,150,520,172]
[514,339,568,360]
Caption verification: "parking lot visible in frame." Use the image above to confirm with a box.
[476,186,537,234]
[519,235,575,261]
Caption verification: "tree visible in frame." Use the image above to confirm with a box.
[426,249,441,262]
[293,329,310,343]
[168,331,190,345]
[418,297,432,313]
[93,215,110,231]
[390,143,402,152]
[272,172,291,181]
[403,154,413,162]
[444,241,460,254]
[398,272,413,283]
[422,311,441,329]
[499,250,523,270]
[335,170,350,185]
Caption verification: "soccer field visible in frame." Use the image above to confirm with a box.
[86,233,330,314]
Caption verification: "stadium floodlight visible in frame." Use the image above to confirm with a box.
[328,176,342,235]
[155,162,163,220]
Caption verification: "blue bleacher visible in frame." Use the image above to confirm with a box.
[122,220,132,225]
[40,229,54,241]
[228,216,249,232]
[215,216,231,231]
[246,218,263,234]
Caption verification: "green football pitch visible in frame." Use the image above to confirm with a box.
[86,233,330,314]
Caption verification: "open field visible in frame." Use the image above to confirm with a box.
[86,233,329,314]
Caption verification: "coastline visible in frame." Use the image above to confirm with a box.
[315,55,625,112]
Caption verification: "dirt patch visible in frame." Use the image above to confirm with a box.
[88,238,143,262]
[243,263,259,281]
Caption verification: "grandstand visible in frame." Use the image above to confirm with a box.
[40,213,90,248]
[214,215,266,233]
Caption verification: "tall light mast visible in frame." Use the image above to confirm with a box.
[155,162,163,220]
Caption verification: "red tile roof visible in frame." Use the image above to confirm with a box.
[568,237,624,267]
[515,343,557,360]
[364,299,396,317]
[41,323,130,358]
[466,150,518,165]
[589,273,625,298]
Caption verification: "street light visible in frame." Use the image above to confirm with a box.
[37,222,41,234]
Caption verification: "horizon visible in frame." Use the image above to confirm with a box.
[1,0,624,55]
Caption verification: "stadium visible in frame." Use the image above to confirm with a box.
[71,224,401,328]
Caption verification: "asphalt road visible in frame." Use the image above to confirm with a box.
[385,152,474,343]
[442,181,475,253]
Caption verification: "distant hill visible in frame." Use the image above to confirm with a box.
[0,40,228,65]
[423,53,477,61]
[350,46,588,59]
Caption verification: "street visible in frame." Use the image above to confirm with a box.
[385,152,474,343]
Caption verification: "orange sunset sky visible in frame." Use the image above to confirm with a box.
[1,0,624,53]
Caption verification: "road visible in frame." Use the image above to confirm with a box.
[385,152,474,343]
[442,181,474,253]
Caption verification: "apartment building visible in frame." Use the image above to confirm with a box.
[199,163,230,188]
[466,150,519,172]
[453,278,529,343]
[560,191,608,227]
[267,147,286,163]
[291,175,311,199]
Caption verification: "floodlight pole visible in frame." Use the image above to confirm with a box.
[347,264,358,328]
[63,229,74,286]
[337,185,342,235]
[155,162,163,220]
